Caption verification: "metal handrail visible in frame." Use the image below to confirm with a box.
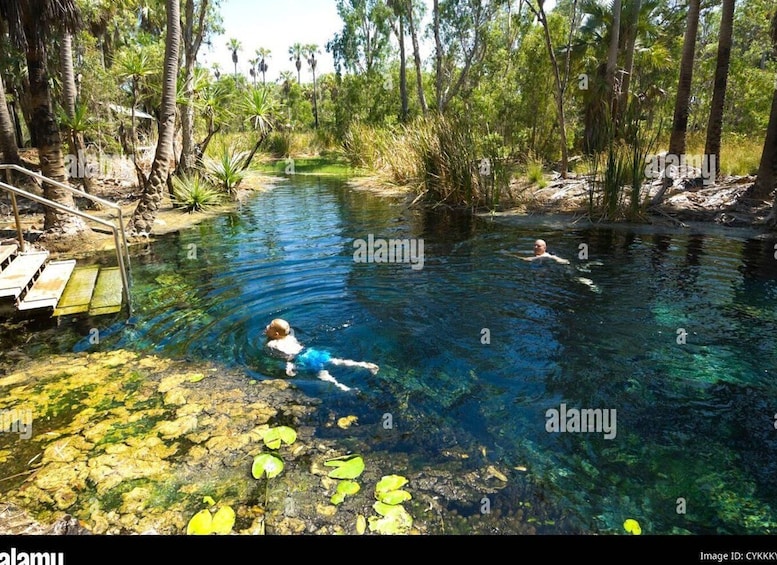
[0,175,132,317]
[0,164,132,282]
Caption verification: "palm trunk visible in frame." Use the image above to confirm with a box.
[433,0,443,112]
[312,67,319,129]
[703,0,734,182]
[618,0,641,122]
[179,0,197,175]
[668,0,701,157]
[751,89,777,201]
[60,32,98,202]
[606,0,622,103]
[398,14,408,122]
[407,4,427,114]
[0,72,19,163]
[26,33,87,234]
[129,0,181,236]
[652,0,701,207]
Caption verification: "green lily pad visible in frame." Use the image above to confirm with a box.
[375,475,408,494]
[377,489,412,505]
[623,518,642,535]
[186,509,213,535]
[211,506,235,534]
[369,503,413,534]
[262,426,297,449]
[324,455,365,479]
[252,453,284,479]
[356,514,367,535]
[331,480,360,505]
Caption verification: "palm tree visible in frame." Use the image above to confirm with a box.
[652,0,701,206]
[0,0,88,234]
[703,0,735,182]
[248,57,258,87]
[256,47,271,86]
[0,71,19,164]
[59,31,98,200]
[289,43,304,84]
[388,0,409,122]
[128,0,181,236]
[238,87,276,172]
[305,44,320,128]
[750,10,777,206]
[114,46,154,189]
[227,37,241,79]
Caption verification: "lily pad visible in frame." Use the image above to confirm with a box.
[202,496,216,507]
[211,506,236,534]
[331,480,361,505]
[252,453,284,479]
[262,426,297,449]
[324,455,365,480]
[375,475,408,494]
[356,514,367,535]
[377,489,412,505]
[369,503,413,535]
[186,509,213,535]
[623,518,642,535]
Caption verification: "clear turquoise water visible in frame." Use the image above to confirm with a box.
[26,176,777,534]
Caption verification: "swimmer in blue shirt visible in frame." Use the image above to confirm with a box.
[264,319,379,391]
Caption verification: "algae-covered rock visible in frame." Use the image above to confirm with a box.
[153,415,199,439]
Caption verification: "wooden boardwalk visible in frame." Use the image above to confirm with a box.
[0,244,125,318]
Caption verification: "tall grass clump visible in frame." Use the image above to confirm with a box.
[585,100,658,221]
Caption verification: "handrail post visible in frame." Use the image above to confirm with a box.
[5,169,25,253]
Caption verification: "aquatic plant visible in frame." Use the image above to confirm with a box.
[623,518,642,535]
[324,455,365,480]
[368,474,413,535]
[186,498,236,535]
[330,480,360,505]
[261,426,297,450]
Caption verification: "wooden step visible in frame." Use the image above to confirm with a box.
[89,267,124,316]
[0,251,48,300]
[53,266,99,317]
[18,260,77,312]
[0,244,17,269]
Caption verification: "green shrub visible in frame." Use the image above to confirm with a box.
[172,175,223,212]
[202,145,248,198]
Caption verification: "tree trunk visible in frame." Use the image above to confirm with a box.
[433,0,443,112]
[704,0,734,182]
[668,0,701,157]
[398,14,408,122]
[179,0,208,175]
[25,30,88,235]
[606,0,622,103]
[751,89,777,201]
[60,32,99,202]
[533,2,569,178]
[0,72,19,163]
[129,0,181,236]
[407,3,427,114]
[618,0,641,121]
[652,0,701,207]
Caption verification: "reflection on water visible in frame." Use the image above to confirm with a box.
[3,175,777,534]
